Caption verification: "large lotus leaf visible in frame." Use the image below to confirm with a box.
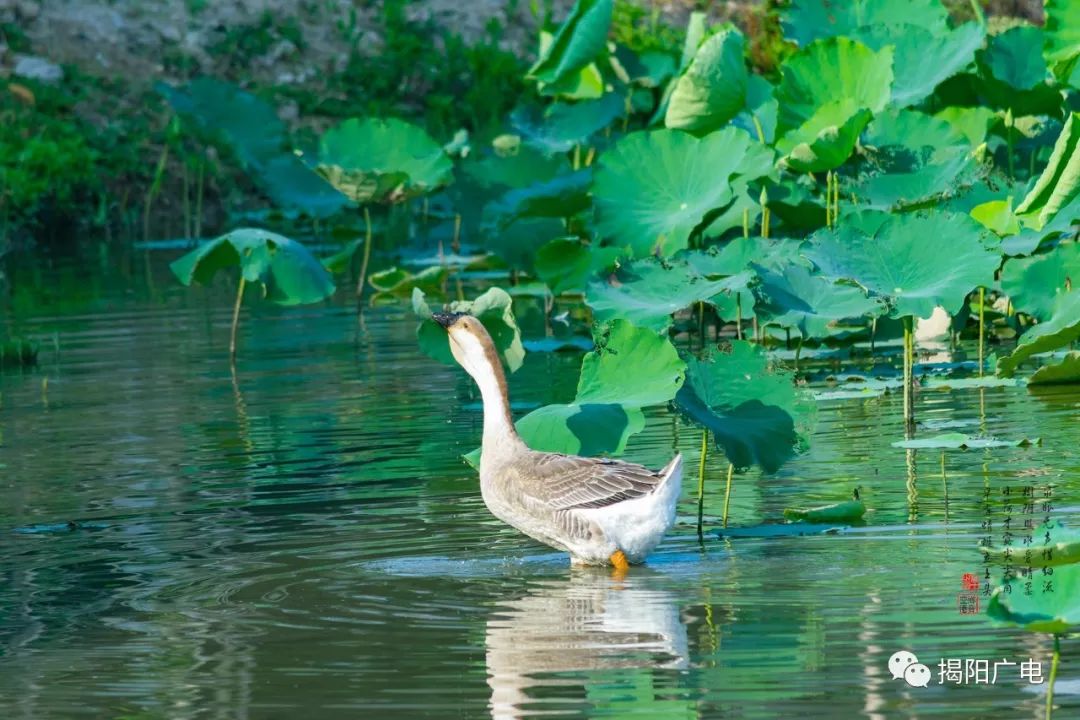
[685,237,806,277]
[778,100,873,172]
[987,558,1080,635]
[170,228,335,306]
[513,93,624,154]
[258,154,350,218]
[982,26,1048,91]
[986,521,1080,569]
[494,320,683,459]
[864,108,969,151]
[528,0,613,88]
[780,0,948,46]
[1000,243,1080,321]
[593,127,774,256]
[1015,113,1080,231]
[585,258,744,331]
[311,118,452,204]
[754,263,884,338]
[413,287,525,372]
[805,211,1000,319]
[514,403,646,456]
[664,27,748,134]
[157,78,284,168]
[997,289,1080,377]
[853,23,984,108]
[675,342,805,472]
[575,320,685,406]
[1030,352,1080,385]
[484,170,592,226]
[1045,0,1080,84]
[775,37,893,138]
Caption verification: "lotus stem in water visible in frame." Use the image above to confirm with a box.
[978,287,985,377]
[903,316,915,428]
[1047,634,1061,719]
[229,276,246,361]
[697,429,708,539]
[722,463,734,528]
[356,206,373,299]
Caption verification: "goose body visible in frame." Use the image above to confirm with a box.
[434,312,682,567]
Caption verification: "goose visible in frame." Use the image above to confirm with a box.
[433,312,683,569]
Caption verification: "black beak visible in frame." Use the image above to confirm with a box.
[432,311,463,329]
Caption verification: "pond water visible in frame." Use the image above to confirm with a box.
[2,253,1079,718]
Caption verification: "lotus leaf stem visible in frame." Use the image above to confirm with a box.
[978,287,985,377]
[736,293,743,340]
[941,451,949,521]
[229,276,246,361]
[697,429,708,539]
[452,213,462,254]
[751,113,765,144]
[142,141,170,241]
[356,206,373,299]
[194,158,204,241]
[722,463,734,528]
[1047,634,1061,720]
[742,207,749,239]
[903,316,915,427]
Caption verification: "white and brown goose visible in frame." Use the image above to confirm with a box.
[433,312,683,570]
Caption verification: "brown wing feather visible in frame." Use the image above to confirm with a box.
[515,452,666,511]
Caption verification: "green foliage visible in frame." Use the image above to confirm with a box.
[664,27,748,134]
[413,287,525,373]
[170,228,335,305]
[528,0,614,92]
[310,118,452,205]
[997,289,1080,377]
[1000,242,1080,321]
[784,496,866,522]
[988,555,1080,634]
[592,127,773,256]
[806,211,1000,319]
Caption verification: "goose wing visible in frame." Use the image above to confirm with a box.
[517,452,669,511]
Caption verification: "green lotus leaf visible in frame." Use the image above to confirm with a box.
[1045,0,1080,84]
[575,319,686,406]
[1015,112,1080,231]
[321,239,363,274]
[891,433,1039,449]
[987,557,1080,635]
[854,22,984,108]
[586,257,749,332]
[528,0,613,88]
[998,290,1080,377]
[805,211,1001,319]
[1000,242,1080,321]
[485,218,566,274]
[864,107,969,150]
[685,237,806,277]
[485,170,592,226]
[664,27,748,134]
[982,25,1048,91]
[170,228,335,306]
[934,106,996,146]
[971,198,1022,236]
[732,74,778,145]
[310,118,452,205]
[258,154,349,218]
[413,287,525,372]
[754,263,884,338]
[513,402,646,456]
[1030,352,1080,385]
[675,341,808,473]
[784,498,866,523]
[592,127,774,256]
[463,146,568,190]
[514,93,624,153]
[368,266,449,295]
[535,238,624,295]
[775,37,893,138]
[157,78,284,168]
[778,101,873,173]
[780,0,948,46]
[487,320,683,461]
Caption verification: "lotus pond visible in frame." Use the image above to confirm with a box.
[5,0,1080,717]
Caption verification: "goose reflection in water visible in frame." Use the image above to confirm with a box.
[485,569,688,719]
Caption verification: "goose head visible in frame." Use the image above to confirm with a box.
[433,312,502,382]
